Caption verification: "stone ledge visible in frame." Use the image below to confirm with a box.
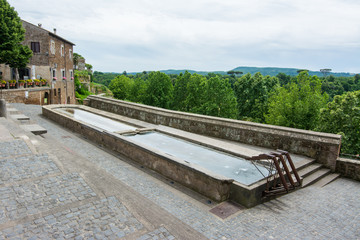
[336,158,360,181]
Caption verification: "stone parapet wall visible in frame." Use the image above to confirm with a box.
[86,95,342,171]
[336,158,360,181]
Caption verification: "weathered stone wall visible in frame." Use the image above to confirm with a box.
[0,64,12,81]
[336,158,360,181]
[1,88,50,105]
[86,95,342,171]
[22,21,50,66]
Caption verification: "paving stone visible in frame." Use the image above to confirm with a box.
[0,154,60,185]
[138,226,175,240]
[0,197,142,239]
[0,140,32,159]
[0,173,96,224]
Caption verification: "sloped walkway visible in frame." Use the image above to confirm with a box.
[0,103,359,239]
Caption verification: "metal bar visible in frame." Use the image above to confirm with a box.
[277,150,301,185]
[271,152,296,188]
[271,156,289,192]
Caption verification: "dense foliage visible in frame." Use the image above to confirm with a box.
[317,91,360,155]
[0,0,32,77]
[143,72,174,109]
[266,72,328,130]
[234,73,279,122]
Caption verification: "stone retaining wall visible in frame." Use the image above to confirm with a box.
[85,95,342,171]
[336,158,360,181]
[1,88,50,105]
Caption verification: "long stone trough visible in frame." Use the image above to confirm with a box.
[43,105,278,207]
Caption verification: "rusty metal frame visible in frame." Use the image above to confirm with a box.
[247,150,301,198]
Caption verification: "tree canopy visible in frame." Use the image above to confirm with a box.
[143,71,173,109]
[317,91,360,155]
[234,73,279,122]
[265,72,328,130]
[108,75,133,100]
[0,0,32,71]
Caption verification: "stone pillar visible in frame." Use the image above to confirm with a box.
[0,99,7,118]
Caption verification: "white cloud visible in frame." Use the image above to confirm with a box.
[7,0,360,72]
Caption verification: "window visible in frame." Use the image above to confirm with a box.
[50,40,55,55]
[69,70,73,80]
[69,49,72,59]
[61,44,64,57]
[31,42,40,53]
[51,69,57,81]
[54,88,56,96]
[61,69,66,80]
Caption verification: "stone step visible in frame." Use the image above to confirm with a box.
[20,124,47,135]
[7,108,21,115]
[302,168,331,187]
[312,173,340,188]
[11,114,30,121]
[298,163,323,178]
[294,158,317,170]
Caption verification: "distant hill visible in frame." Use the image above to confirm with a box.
[230,67,355,77]
[124,67,356,77]
[158,69,226,75]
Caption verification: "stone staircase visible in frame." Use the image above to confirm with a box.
[296,160,340,188]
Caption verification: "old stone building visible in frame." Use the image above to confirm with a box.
[0,20,76,104]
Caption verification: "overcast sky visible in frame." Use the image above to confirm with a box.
[8,0,360,73]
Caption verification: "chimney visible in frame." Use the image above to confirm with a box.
[38,23,42,28]
[53,28,57,35]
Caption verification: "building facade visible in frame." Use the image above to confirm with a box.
[0,20,76,104]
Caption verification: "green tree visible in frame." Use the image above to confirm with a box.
[173,71,191,111]
[143,71,173,109]
[276,72,292,86]
[185,73,207,113]
[0,0,32,79]
[108,75,133,100]
[73,53,84,70]
[128,77,147,103]
[200,76,238,119]
[317,91,360,155]
[85,63,93,71]
[234,73,279,122]
[266,72,328,130]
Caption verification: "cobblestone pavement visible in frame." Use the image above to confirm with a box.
[0,173,96,224]
[0,153,60,185]
[2,103,359,239]
[0,196,143,239]
[137,227,175,240]
[0,140,32,158]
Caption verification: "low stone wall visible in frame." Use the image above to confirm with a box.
[1,88,50,105]
[85,96,342,171]
[42,105,233,202]
[336,158,360,181]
